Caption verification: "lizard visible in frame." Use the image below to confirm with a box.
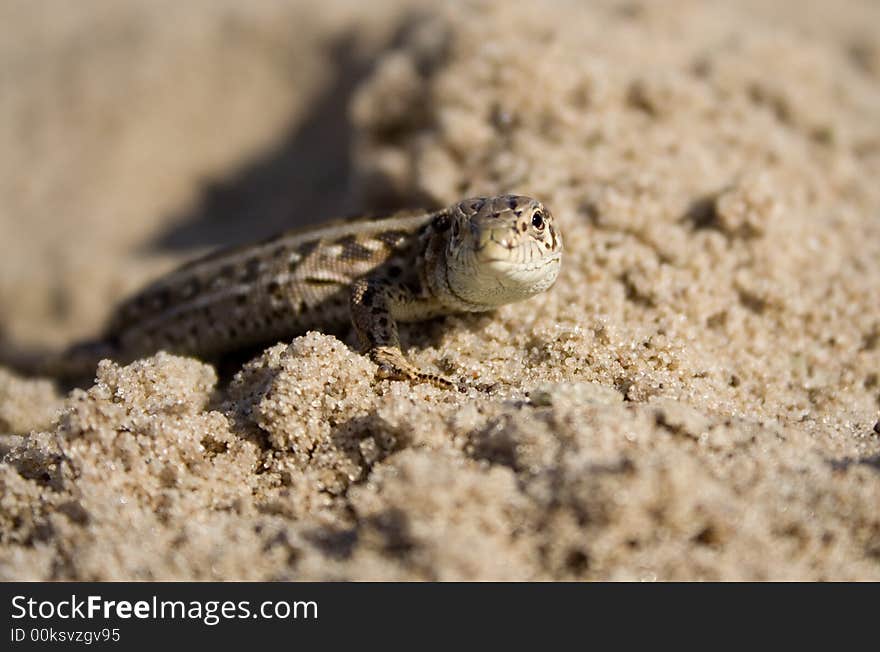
[27,194,563,390]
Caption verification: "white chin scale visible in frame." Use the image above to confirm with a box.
[448,248,561,309]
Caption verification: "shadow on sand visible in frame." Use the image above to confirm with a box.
[149,35,373,254]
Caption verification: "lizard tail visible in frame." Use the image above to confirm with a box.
[0,338,118,385]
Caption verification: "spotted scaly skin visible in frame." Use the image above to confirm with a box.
[55,194,563,389]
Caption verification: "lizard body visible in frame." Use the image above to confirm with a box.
[52,194,563,389]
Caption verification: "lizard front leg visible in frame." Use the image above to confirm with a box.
[349,277,457,390]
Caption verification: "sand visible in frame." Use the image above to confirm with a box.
[1,0,879,580]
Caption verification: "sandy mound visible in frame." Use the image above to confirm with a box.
[1,0,879,580]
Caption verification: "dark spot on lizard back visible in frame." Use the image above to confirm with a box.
[151,288,173,310]
[267,279,286,299]
[133,293,150,310]
[508,197,518,209]
[334,234,376,261]
[242,257,262,283]
[304,274,345,287]
[405,278,424,295]
[181,278,201,299]
[432,214,451,232]
[290,240,319,271]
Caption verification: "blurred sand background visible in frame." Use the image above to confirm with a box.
[1,0,879,580]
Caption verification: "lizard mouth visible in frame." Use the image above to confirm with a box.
[480,251,561,267]
[475,243,561,296]
[475,234,561,269]
[484,253,561,284]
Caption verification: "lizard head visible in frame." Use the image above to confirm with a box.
[442,194,563,308]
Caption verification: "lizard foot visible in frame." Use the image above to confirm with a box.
[371,347,458,391]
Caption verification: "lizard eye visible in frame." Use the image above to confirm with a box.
[531,211,545,230]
